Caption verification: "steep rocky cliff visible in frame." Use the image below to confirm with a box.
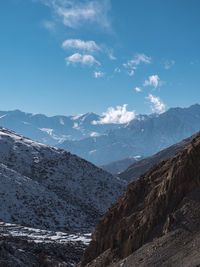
[79,132,200,266]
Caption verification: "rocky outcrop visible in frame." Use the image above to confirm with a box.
[79,132,200,266]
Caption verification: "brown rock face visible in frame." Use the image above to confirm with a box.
[79,132,200,266]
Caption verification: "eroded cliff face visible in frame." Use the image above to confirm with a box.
[79,132,200,267]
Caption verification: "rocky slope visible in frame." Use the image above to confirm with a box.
[60,104,200,165]
[0,127,126,232]
[119,134,194,183]
[79,132,200,266]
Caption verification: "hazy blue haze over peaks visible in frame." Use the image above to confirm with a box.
[0,0,199,118]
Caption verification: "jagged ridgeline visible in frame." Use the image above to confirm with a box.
[0,104,200,167]
[79,132,200,266]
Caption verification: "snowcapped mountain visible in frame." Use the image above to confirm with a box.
[60,104,200,165]
[1,104,200,167]
[0,110,122,146]
[0,127,126,233]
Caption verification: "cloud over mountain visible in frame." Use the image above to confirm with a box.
[92,104,136,124]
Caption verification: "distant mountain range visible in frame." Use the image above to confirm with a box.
[60,104,200,165]
[0,104,200,166]
[0,110,121,146]
[0,127,125,233]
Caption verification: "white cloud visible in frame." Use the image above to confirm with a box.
[108,53,116,60]
[92,104,136,124]
[123,53,151,69]
[42,20,55,31]
[65,53,100,66]
[144,75,160,88]
[164,60,175,70]
[105,49,116,60]
[146,94,166,114]
[114,67,121,73]
[128,70,135,76]
[94,71,104,78]
[135,87,142,92]
[40,0,111,29]
[62,39,100,52]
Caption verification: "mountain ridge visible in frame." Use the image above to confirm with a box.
[0,109,123,146]
[60,104,200,165]
[0,127,126,233]
[0,104,200,166]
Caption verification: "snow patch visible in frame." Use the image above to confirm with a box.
[90,132,100,137]
[73,122,79,129]
[39,128,54,135]
[0,114,7,119]
[71,114,84,120]
[89,150,97,155]
[59,118,65,125]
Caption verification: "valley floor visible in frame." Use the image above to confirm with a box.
[0,222,91,266]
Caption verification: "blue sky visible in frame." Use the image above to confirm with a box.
[0,0,200,122]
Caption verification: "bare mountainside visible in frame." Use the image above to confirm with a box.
[79,132,200,267]
[0,127,126,233]
[119,134,194,183]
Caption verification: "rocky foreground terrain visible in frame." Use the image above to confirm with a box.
[0,222,90,266]
[79,132,200,266]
